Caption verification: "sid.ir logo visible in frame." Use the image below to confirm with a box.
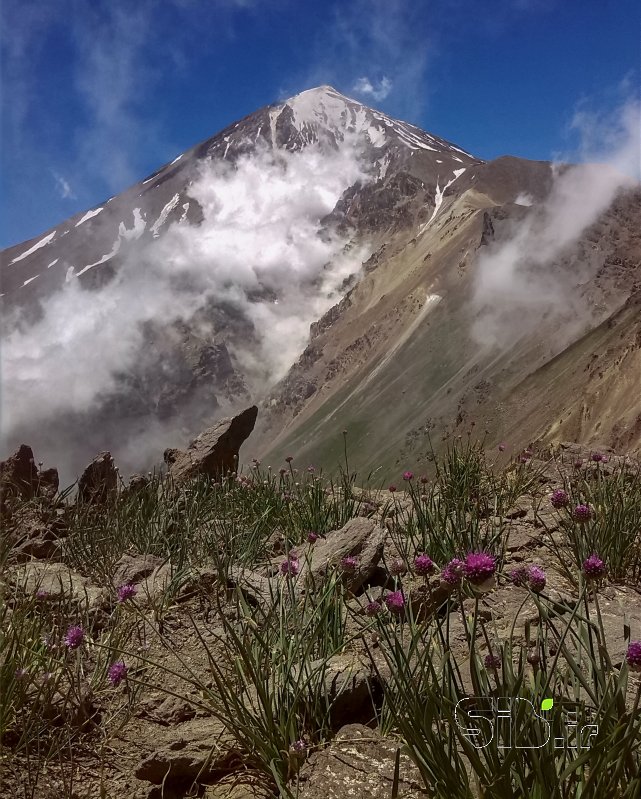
[454,697,599,749]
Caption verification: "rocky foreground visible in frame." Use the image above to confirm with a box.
[2,409,641,798]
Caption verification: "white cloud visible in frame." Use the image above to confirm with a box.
[353,76,393,101]
[305,0,431,122]
[513,192,533,206]
[2,140,372,478]
[52,171,76,199]
[471,96,640,350]
[71,5,157,194]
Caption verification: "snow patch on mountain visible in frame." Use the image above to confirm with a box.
[76,208,147,276]
[151,194,180,237]
[75,207,103,227]
[10,231,56,264]
[119,208,146,241]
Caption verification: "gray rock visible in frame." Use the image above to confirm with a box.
[134,717,239,784]
[77,451,118,504]
[0,444,58,515]
[113,553,165,587]
[293,654,376,729]
[296,723,427,798]
[506,523,541,552]
[7,561,106,610]
[227,565,278,606]
[204,776,273,798]
[505,497,533,520]
[299,517,386,594]
[9,505,67,561]
[137,694,199,726]
[165,406,258,484]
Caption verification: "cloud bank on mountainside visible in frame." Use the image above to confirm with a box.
[2,140,371,480]
[471,98,640,350]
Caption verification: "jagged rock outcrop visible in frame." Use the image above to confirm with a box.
[165,405,258,483]
[0,444,58,516]
[77,451,118,504]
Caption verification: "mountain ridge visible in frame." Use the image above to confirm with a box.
[2,86,639,482]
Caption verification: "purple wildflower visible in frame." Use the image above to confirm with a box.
[365,600,382,616]
[414,554,435,577]
[527,565,547,593]
[341,556,359,573]
[35,589,49,601]
[280,558,300,577]
[509,566,529,587]
[573,504,592,522]
[626,641,641,672]
[498,443,506,452]
[117,583,137,602]
[289,739,307,755]
[402,471,414,481]
[64,625,85,650]
[591,452,604,463]
[384,590,406,613]
[307,531,319,544]
[582,554,606,581]
[463,552,496,586]
[484,653,502,670]
[389,558,407,576]
[285,456,293,463]
[107,661,128,687]
[550,489,569,509]
[442,558,465,587]
[419,475,429,484]
[574,459,584,468]
[388,485,397,493]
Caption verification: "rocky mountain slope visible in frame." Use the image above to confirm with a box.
[253,180,641,476]
[1,86,639,482]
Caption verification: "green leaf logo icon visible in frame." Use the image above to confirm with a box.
[541,698,554,711]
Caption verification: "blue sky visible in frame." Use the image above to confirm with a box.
[1,0,639,249]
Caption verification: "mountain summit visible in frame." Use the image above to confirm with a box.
[2,87,640,480]
[1,85,480,302]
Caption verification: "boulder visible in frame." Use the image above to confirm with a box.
[164,406,258,484]
[0,444,58,514]
[9,505,67,561]
[226,566,277,606]
[121,473,151,500]
[134,717,239,785]
[318,654,376,728]
[296,724,427,798]
[77,452,118,504]
[113,553,165,587]
[7,561,106,611]
[299,517,386,594]
[137,694,199,726]
[203,775,273,798]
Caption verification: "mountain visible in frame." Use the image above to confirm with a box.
[2,86,640,481]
